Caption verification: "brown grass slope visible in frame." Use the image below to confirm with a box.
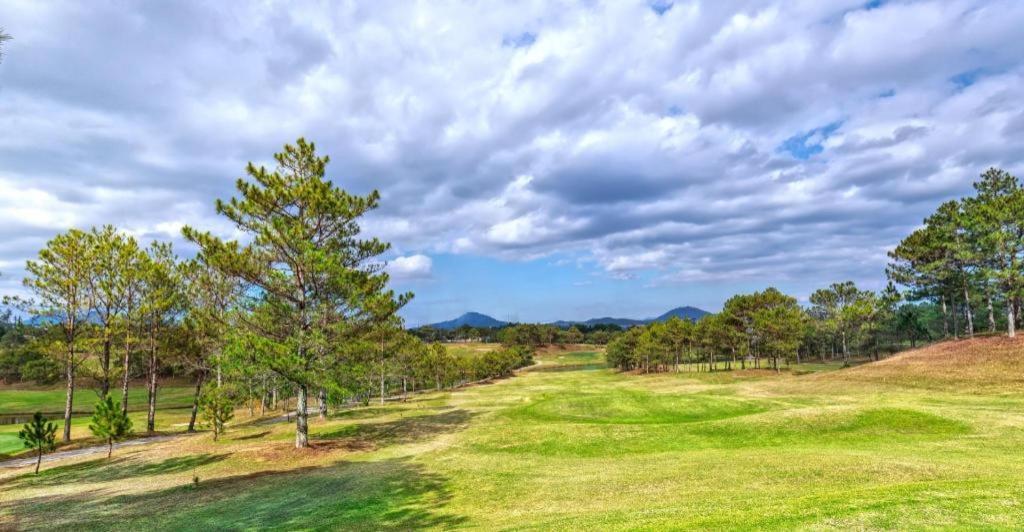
[822,336,1024,393]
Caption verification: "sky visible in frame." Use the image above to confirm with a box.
[1,1,1023,326]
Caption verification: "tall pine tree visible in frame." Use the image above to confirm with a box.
[184,139,410,448]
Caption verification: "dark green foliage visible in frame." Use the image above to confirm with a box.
[461,346,533,381]
[889,167,1024,339]
[198,386,235,441]
[19,357,62,385]
[0,323,48,383]
[184,138,410,447]
[89,395,133,458]
[18,411,58,474]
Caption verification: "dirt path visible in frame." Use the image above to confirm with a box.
[0,434,190,469]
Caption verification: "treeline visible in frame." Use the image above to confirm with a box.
[410,323,623,345]
[1,139,534,449]
[608,168,1023,373]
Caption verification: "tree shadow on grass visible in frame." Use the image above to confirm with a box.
[313,407,474,450]
[231,430,271,441]
[4,453,230,488]
[2,457,469,530]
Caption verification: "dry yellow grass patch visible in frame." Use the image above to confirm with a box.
[823,336,1024,392]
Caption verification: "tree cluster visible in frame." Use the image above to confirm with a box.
[888,167,1024,338]
[4,139,536,449]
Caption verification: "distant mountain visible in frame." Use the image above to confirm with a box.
[577,317,645,328]
[651,306,710,322]
[25,309,103,327]
[551,306,710,328]
[422,306,710,331]
[426,312,508,330]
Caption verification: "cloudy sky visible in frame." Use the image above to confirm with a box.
[1,1,1023,325]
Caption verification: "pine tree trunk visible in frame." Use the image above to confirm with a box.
[107,438,113,458]
[36,448,42,474]
[63,351,74,443]
[146,336,158,433]
[101,336,112,398]
[987,291,996,332]
[187,373,203,433]
[1007,291,1016,338]
[379,362,386,405]
[841,331,849,364]
[295,384,309,448]
[941,296,949,338]
[962,280,974,337]
[121,316,133,415]
[952,299,959,340]
[318,388,327,419]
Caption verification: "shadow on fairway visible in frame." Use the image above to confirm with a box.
[5,453,230,488]
[232,430,271,441]
[314,407,475,449]
[2,457,468,530]
[1,409,476,529]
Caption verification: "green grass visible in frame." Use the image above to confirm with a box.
[0,384,195,415]
[2,348,1024,530]
[0,385,196,456]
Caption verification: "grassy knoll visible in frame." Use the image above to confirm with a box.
[2,340,1024,529]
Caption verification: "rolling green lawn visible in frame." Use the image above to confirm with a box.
[2,345,1024,530]
[0,385,196,456]
[0,383,195,415]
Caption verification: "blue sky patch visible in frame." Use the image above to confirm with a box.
[778,121,843,160]
[950,68,986,89]
[502,32,537,48]
[649,0,673,15]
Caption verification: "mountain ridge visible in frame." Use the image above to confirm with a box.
[421,306,709,330]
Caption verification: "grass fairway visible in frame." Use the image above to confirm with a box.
[2,340,1024,529]
[0,384,196,416]
[0,385,197,457]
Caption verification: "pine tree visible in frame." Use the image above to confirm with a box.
[22,229,93,443]
[89,395,133,458]
[184,139,410,448]
[199,386,235,441]
[139,242,182,432]
[963,168,1024,337]
[18,412,58,474]
[178,254,236,433]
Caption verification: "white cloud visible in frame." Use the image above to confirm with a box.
[387,254,433,280]
[1,0,1023,300]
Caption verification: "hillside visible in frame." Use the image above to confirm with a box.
[425,306,710,330]
[651,306,710,322]
[825,336,1024,392]
[426,312,508,330]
